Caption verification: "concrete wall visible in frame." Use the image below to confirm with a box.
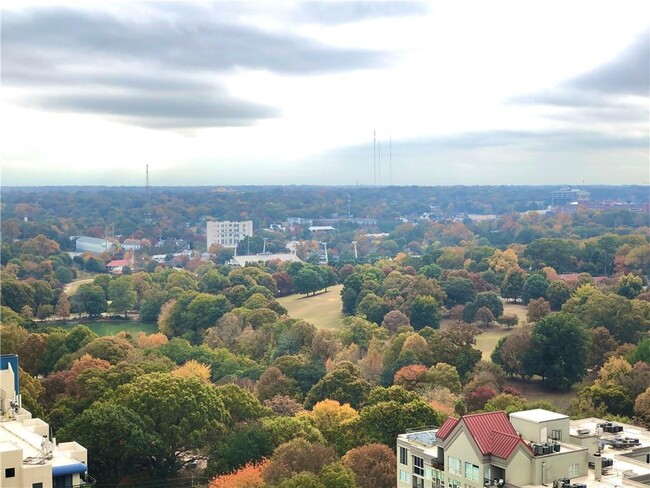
[505,448,533,487]
[530,450,588,484]
[510,417,570,443]
[446,430,484,488]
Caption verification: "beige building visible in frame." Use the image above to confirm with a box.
[206,220,253,249]
[1,355,92,488]
[397,409,650,488]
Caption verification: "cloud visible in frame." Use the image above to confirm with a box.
[1,5,384,129]
[570,29,649,97]
[311,129,649,185]
[511,29,649,123]
[294,1,428,24]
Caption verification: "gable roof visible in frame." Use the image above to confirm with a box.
[438,411,532,460]
[436,417,459,440]
[107,259,129,267]
[490,431,530,459]
[463,411,518,455]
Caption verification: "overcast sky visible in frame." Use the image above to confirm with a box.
[2,0,649,186]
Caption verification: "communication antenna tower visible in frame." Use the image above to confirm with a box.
[389,134,392,185]
[373,130,376,185]
[145,164,153,225]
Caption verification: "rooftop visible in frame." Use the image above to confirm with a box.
[510,408,569,423]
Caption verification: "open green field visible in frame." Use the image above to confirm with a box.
[43,320,158,337]
[63,277,95,295]
[440,302,528,360]
[278,284,344,329]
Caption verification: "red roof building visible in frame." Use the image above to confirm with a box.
[397,409,597,488]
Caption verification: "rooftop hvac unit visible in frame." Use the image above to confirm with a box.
[576,429,590,435]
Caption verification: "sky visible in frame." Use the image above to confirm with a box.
[1,0,649,186]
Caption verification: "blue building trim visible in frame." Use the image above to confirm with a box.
[52,462,87,476]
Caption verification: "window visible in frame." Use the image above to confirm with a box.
[568,463,580,477]
[465,463,480,482]
[400,446,409,465]
[33,484,44,488]
[449,457,462,476]
[5,468,16,478]
[484,467,492,482]
[413,456,425,476]
[400,470,410,483]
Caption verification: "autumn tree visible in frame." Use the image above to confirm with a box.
[634,387,650,428]
[209,460,268,488]
[526,298,551,323]
[262,438,337,486]
[342,443,396,488]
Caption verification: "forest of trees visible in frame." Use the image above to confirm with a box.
[1,185,649,488]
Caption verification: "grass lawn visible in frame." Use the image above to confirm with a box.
[278,284,344,330]
[63,277,95,295]
[44,319,158,337]
[440,302,529,360]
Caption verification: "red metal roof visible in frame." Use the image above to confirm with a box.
[463,411,517,455]
[490,431,531,459]
[107,259,129,267]
[436,417,459,440]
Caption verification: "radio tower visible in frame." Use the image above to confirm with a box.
[145,164,152,225]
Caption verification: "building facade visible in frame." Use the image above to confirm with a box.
[1,355,92,488]
[206,220,253,249]
[397,409,650,488]
[75,236,113,254]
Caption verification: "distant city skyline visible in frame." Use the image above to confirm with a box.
[1,1,648,186]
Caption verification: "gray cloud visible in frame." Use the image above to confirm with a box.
[1,5,385,129]
[295,1,428,24]
[34,91,280,129]
[570,29,649,97]
[511,29,649,123]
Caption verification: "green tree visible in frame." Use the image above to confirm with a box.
[354,399,442,447]
[1,281,36,313]
[521,274,549,305]
[305,362,371,409]
[442,277,476,307]
[616,274,644,299]
[71,284,108,318]
[474,291,504,318]
[59,402,153,487]
[109,276,137,318]
[409,295,441,330]
[356,293,389,325]
[320,462,356,488]
[546,281,571,310]
[111,373,228,476]
[294,267,325,296]
[523,313,590,389]
[500,269,525,302]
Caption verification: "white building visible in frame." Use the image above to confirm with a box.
[74,236,113,254]
[228,253,303,267]
[207,220,253,249]
[1,355,91,488]
[397,409,650,488]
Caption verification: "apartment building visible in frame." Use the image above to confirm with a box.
[206,220,253,249]
[0,355,92,488]
[397,409,650,488]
